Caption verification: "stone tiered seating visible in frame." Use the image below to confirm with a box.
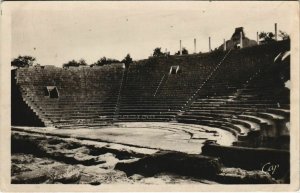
[116,51,227,121]
[14,40,290,150]
[178,40,290,149]
[16,64,125,128]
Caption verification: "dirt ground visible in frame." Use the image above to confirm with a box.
[11,122,276,184]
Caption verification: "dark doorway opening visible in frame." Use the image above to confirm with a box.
[45,86,59,98]
[170,66,180,74]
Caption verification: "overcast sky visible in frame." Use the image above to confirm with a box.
[10,1,297,67]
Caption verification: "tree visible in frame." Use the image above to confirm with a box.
[259,31,275,43]
[122,54,133,68]
[11,55,36,68]
[91,57,121,67]
[279,30,290,40]
[63,59,89,68]
[153,47,164,57]
[175,47,189,55]
[63,60,79,68]
[182,48,189,55]
[78,59,87,66]
[93,57,107,67]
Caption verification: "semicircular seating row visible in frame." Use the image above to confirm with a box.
[15,40,290,149]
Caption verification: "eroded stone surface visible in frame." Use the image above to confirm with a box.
[49,165,81,183]
[217,168,277,184]
[12,169,49,184]
[11,129,285,184]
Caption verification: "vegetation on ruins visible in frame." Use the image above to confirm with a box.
[278,30,290,40]
[175,47,189,55]
[152,47,165,57]
[259,31,275,43]
[63,59,87,68]
[91,57,121,67]
[259,31,290,44]
[11,55,36,68]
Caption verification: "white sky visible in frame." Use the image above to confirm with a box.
[10,1,297,67]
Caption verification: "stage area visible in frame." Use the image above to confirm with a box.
[12,122,236,154]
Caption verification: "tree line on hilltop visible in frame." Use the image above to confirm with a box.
[11,54,133,68]
[62,54,133,68]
